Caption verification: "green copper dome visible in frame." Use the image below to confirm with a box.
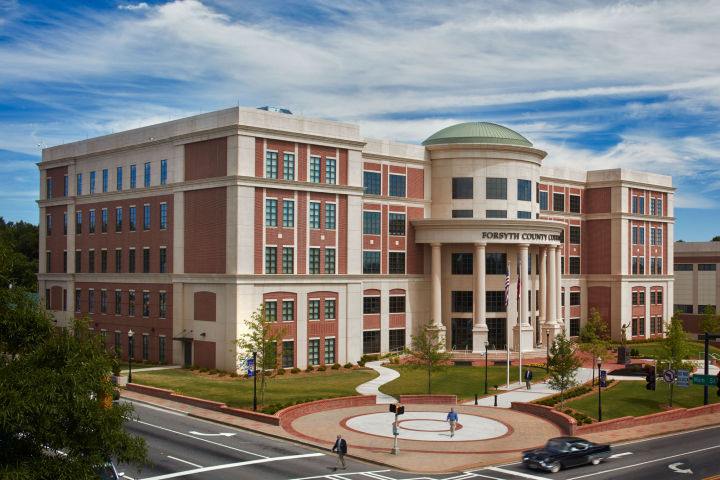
[422,122,533,147]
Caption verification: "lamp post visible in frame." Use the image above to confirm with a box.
[252,349,258,412]
[484,341,489,395]
[546,330,550,373]
[128,329,134,384]
[597,356,602,422]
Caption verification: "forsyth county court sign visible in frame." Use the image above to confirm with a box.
[413,219,565,245]
[480,231,562,242]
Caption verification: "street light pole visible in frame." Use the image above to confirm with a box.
[253,349,258,412]
[128,329,134,384]
[484,342,489,395]
[546,330,550,373]
[597,356,602,422]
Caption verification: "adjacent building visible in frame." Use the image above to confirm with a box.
[38,107,675,370]
[674,241,720,339]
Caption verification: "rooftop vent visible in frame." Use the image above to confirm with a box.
[257,106,293,115]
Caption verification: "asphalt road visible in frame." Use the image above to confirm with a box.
[120,401,720,480]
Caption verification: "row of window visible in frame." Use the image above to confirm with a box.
[675,263,717,271]
[538,191,581,213]
[362,251,405,274]
[47,247,167,274]
[77,329,166,363]
[47,204,167,236]
[631,316,664,336]
[632,195,663,216]
[631,257,663,275]
[48,161,167,199]
[71,288,166,318]
[270,338,336,368]
[363,171,406,197]
[266,152,337,184]
[362,295,406,314]
[264,298,337,322]
[450,177,534,201]
[631,226,663,245]
[451,209,533,219]
[362,211,406,235]
[265,199,335,229]
[264,247,336,274]
[363,329,406,355]
[674,304,716,314]
[632,290,664,306]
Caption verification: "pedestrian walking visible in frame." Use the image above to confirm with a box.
[331,434,347,470]
[525,368,533,390]
[446,408,458,438]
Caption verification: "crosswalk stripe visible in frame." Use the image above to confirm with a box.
[487,466,551,479]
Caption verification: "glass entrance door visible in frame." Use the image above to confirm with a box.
[451,318,473,351]
[487,317,507,350]
[183,340,192,366]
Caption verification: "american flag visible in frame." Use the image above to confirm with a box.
[504,268,510,307]
[517,274,521,299]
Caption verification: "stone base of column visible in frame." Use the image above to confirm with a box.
[471,325,489,353]
[542,322,563,344]
[427,323,447,352]
[513,323,535,352]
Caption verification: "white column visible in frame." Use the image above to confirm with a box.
[520,244,530,325]
[539,247,547,325]
[472,242,489,352]
[556,246,562,325]
[431,243,442,326]
[547,246,556,327]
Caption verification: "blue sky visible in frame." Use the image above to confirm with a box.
[1,0,719,240]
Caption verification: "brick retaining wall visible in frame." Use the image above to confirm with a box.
[576,402,720,434]
[510,402,577,435]
[277,396,377,427]
[398,395,457,404]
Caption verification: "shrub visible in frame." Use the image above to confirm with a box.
[199,367,209,373]
[209,368,218,375]
[276,368,286,375]
[190,365,200,371]
[318,365,327,371]
[331,363,341,370]
[291,367,300,374]
[305,366,314,372]
[217,370,227,377]
[343,363,353,369]
[230,371,238,378]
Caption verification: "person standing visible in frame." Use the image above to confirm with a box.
[525,368,533,390]
[331,434,347,470]
[446,408,458,438]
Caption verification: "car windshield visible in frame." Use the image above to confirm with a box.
[95,465,119,480]
[546,439,569,452]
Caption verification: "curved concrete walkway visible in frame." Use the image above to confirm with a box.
[355,360,399,403]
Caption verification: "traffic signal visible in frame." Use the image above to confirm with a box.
[717,372,720,396]
[645,367,656,391]
[389,404,405,415]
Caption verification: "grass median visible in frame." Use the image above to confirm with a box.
[628,341,720,359]
[131,368,378,410]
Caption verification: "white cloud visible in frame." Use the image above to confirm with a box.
[118,3,149,10]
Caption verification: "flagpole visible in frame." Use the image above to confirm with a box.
[506,262,510,389]
[518,267,522,387]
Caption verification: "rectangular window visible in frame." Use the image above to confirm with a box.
[486,210,507,218]
[389,329,406,352]
[159,247,167,273]
[89,210,95,233]
[159,292,166,318]
[638,317,645,335]
[309,248,320,274]
[46,214,52,236]
[389,213,405,236]
[325,248,335,274]
[115,331,121,351]
[325,203,336,230]
[282,341,294,368]
[639,196,645,214]
[282,200,294,227]
[363,331,380,354]
[130,164,136,189]
[143,205,150,230]
[142,291,150,317]
[144,162,151,187]
[517,211,532,219]
[309,202,320,229]
[569,194,581,213]
[657,199,662,216]
[63,251,67,273]
[363,296,381,314]
[639,291,645,305]
[142,335,149,361]
[64,175,68,196]
[363,171,381,194]
[282,300,294,322]
[651,257,656,274]
[639,227,645,245]
[63,213,67,235]
[265,246,277,273]
[100,290,107,314]
[657,228,663,245]
[128,336,134,359]
[363,211,381,234]
[363,251,381,274]
[657,258,662,274]
[569,226,580,244]
[160,203,167,230]
[76,173,82,196]
[101,209,108,233]
[325,299,336,319]
[452,253,473,275]
[539,191,548,210]
[143,248,150,273]
[389,296,405,313]
[76,211,82,234]
[116,166,123,190]
[650,198,656,215]
[517,179,531,201]
[128,290,135,316]
[570,291,580,306]
[699,264,717,271]
[639,256,645,274]
[159,337,166,362]
[486,291,506,312]
[115,207,122,232]
[115,290,122,315]
[160,159,167,185]
[676,263,694,272]
[651,291,657,304]
[115,249,122,273]
[632,196,638,213]
[308,300,320,320]
[283,153,295,180]
[101,250,107,273]
[88,250,95,273]
[88,289,94,313]
[452,209,473,218]
[486,177,507,199]
[75,289,81,313]
[324,338,335,364]
[102,169,108,192]
[265,151,278,179]
[650,227,656,245]
[75,250,81,273]
[309,339,320,366]
[452,177,473,199]
[569,257,580,274]
[553,193,565,211]
[486,253,507,275]
[389,175,406,197]
[570,318,581,337]
[452,291,473,312]
[90,171,95,194]
[128,249,135,274]
[657,317,663,333]
[282,247,294,274]
[326,158,336,184]
[129,207,136,231]
[310,156,321,183]
[389,252,405,274]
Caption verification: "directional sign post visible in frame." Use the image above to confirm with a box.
[676,369,690,388]
[692,374,719,386]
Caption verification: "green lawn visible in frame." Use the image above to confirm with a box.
[380,365,549,401]
[630,341,720,359]
[131,368,378,409]
[565,380,720,420]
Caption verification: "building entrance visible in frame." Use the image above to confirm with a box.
[487,317,507,349]
[451,318,473,350]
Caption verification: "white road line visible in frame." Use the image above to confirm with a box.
[566,444,720,479]
[608,452,633,458]
[443,474,478,480]
[166,455,202,468]
[140,452,324,480]
[471,474,510,480]
[287,470,391,480]
[135,420,267,458]
[487,466,550,479]
[360,472,396,480]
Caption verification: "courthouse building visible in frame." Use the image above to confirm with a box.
[674,241,720,340]
[38,107,675,370]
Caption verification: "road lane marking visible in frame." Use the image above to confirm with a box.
[187,431,235,437]
[135,420,267,458]
[668,462,693,474]
[567,444,720,479]
[487,466,550,479]
[167,456,202,468]
[608,452,633,458]
[140,452,324,480]
[360,472,397,480]
[287,470,391,480]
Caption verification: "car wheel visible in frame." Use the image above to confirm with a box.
[549,462,561,473]
[590,457,601,465]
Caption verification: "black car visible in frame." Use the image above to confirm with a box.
[522,437,611,473]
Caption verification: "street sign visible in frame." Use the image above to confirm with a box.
[247,358,254,377]
[676,369,690,387]
[662,369,676,383]
[692,374,719,386]
[599,370,607,388]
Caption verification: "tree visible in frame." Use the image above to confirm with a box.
[655,313,694,407]
[0,218,39,291]
[235,305,286,407]
[577,308,611,386]
[712,235,720,242]
[547,330,582,408]
[408,323,452,394]
[699,305,720,335]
